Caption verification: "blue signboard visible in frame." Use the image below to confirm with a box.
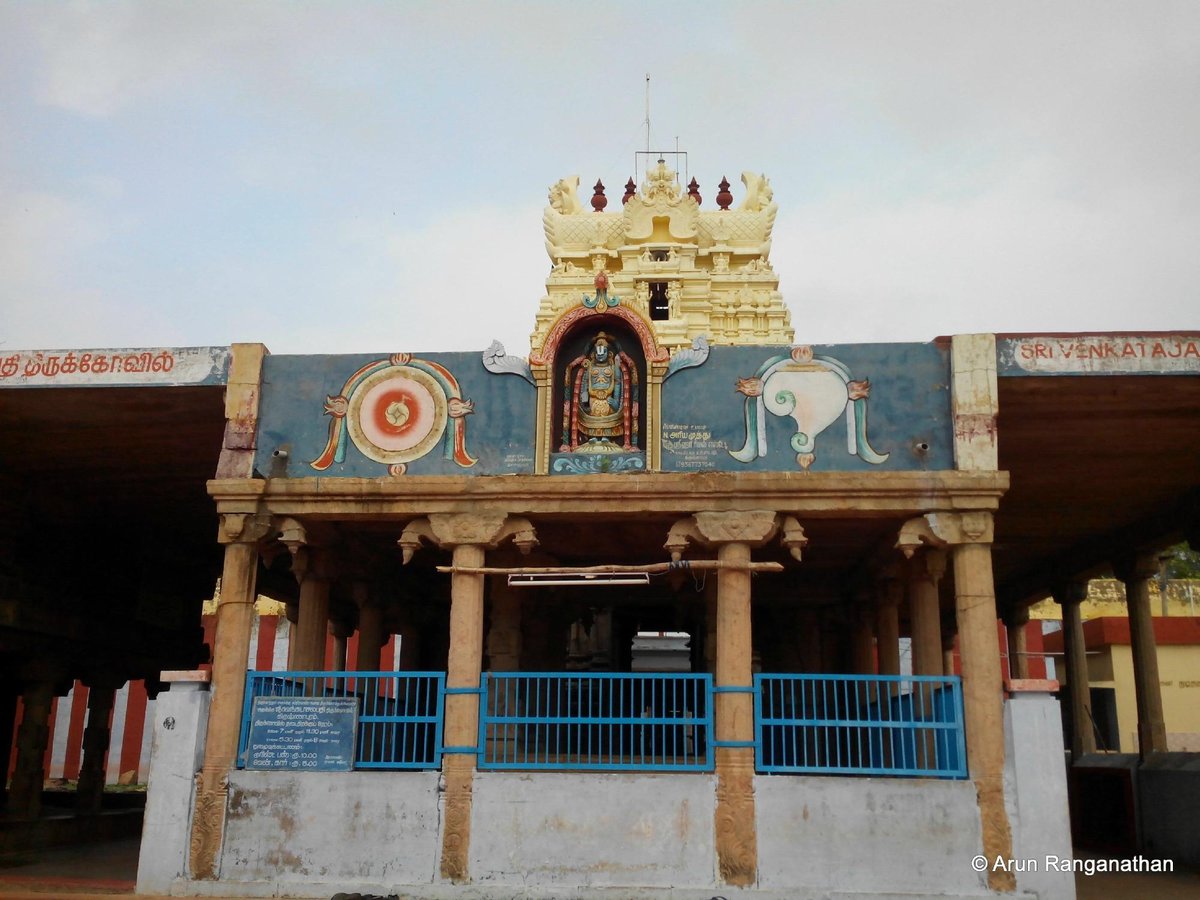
[245,696,358,771]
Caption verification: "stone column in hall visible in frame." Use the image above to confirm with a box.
[907,550,946,677]
[7,676,60,818]
[400,513,538,883]
[0,679,17,808]
[850,598,876,675]
[1053,581,1095,757]
[876,578,902,679]
[898,511,1016,893]
[76,680,119,813]
[485,575,523,757]
[942,615,959,677]
[280,519,334,672]
[795,607,822,674]
[1115,552,1168,755]
[666,510,806,887]
[1004,604,1030,680]
[329,615,353,672]
[354,582,386,671]
[190,511,272,880]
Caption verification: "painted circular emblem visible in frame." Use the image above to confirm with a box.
[345,366,448,464]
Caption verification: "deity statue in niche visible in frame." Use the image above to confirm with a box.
[560,331,640,453]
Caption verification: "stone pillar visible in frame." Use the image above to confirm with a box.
[908,550,946,676]
[704,577,718,672]
[329,615,352,672]
[1115,553,1168,755]
[291,553,331,671]
[398,512,538,884]
[442,541,484,882]
[0,679,17,808]
[876,579,902,678]
[664,510,804,887]
[950,520,1015,893]
[850,601,876,675]
[942,617,958,676]
[190,513,270,879]
[76,682,118,814]
[486,578,522,672]
[354,583,385,671]
[796,607,822,673]
[7,679,56,818]
[819,609,848,673]
[1054,581,1094,757]
[284,601,299,668]
[898,511,1015,893]
[714,538,758,887]
[485,577,522,757]
[1004,605,1030,680]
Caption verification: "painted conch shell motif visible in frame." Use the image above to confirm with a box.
[731,346,889,470]
[311,353,476,475]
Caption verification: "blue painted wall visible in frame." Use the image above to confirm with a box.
[255,353,537,477]
[660,343,952,473]
[254,342,952,477]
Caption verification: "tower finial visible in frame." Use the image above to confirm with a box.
[644,73,651,152]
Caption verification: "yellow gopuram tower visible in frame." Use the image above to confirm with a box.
[532,159,794,355]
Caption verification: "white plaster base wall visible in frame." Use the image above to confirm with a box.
[470,772,716,889]
[217,770,441,888]
[136,685,210,894]
[756,774,992,896]
[1004,693,1076,900]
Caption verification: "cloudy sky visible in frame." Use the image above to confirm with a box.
[2,1,1197,357]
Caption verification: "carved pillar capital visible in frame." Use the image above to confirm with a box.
[694,509,780,545]
[1112,550,1161,584]
[1052,581,1089,607]
[666,511,805,560]
[398,513,538,563]
[908,548,947,585]
[1002,603,1030,629]
[329,615,355,641]
[897,511,994,558]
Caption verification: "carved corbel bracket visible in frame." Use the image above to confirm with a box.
[217,512,273,546]
[400,514,540,564]
[273,517,339,582]
[779,515,808,562]
[896,511,994,558]
[275,516,314,580]
[399,518,440,565]
[664,517,707,561]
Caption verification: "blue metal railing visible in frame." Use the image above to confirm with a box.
[479,672,713,771]
[235,670,967,778]
[238,671,445,770]
[754,673,967,778]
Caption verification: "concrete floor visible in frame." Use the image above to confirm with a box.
[0,836,1197,899]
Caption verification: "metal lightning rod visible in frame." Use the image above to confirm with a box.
[644,73,651,152]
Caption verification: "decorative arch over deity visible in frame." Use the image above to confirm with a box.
[560,329,641,453]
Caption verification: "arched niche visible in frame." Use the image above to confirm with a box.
[553,318,646,454]
[530,302,669,474]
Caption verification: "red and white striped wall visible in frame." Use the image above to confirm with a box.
[8,612,402,787]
